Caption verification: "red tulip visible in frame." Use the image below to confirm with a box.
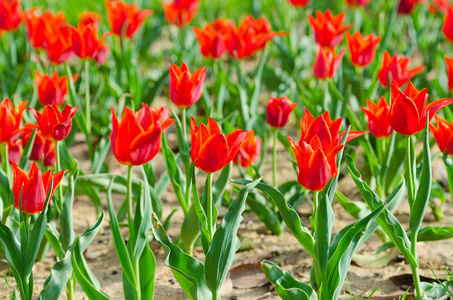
[234,130,261,167]
[71,22,110,63]
[299,108,366,153]
[430,115,453,155]
[169,62,206,108]
[398,0,424,14]
[162,0,200,28]
[21,122,55,165]
[35,71,79,106]
[308,10,353,48]
[361,96,393,138]
[289,135,343,192]
[378,51,425,88]
[389,80,453,135]
[79,11,101,26]
[191,117,249,173]
[443,5,453,42]
[312,46,345,80]
[429,0,450,14]
[29,104,78,142]
[266,96,297,128]
[288,0,311,7]
[346,32,381,68]
[0,0,23,31]
[24,8,66,50]
[445,56,453,92]
[193,22,227,59]
[11,161,66,214]
[43,140,56,166]
[105,0,152,39]
[345,0,371,7]
[110,104,174,166]
[0,98,27,143]
[45,24,74,64]
[223,15,285,59]
[0,139,21,164]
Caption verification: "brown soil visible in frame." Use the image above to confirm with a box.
[1,133,453,300]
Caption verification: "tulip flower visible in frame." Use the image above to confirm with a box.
[21,122,55,165]
[43,141,56,166]
[11,161,66,214]
[0,98,27,144]
[429,0,450,14]
[105,0,152,39]
[312,46,345,80]
[443,5,453,42]
[445,56,453,92]
[110,104,174,166]
[398,0,423,14]
[169,62,206,108]
[346,32,381,68]
[308,10,353,48]
[234,130,261,168]
[289,136,343,192]
[430,116,453,155]
[0,0,23,31]
[345,0,371,7]
[299,108,366,152]
[191,117,249,173]
[378,51,425,88]
[288,0,311,7]
[162,0,200,28]
[389,80,453,136]
[71,22,110,63]
[29,104,78,142]
[35,71,79,106]
[361,97,393,138]
[80,11,101,26]
[266,96,297,128]
[45,25,74,64]
[24,8,66,50]
[193,22,227,59]
[223,15,285,59]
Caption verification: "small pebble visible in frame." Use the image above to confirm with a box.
[169,278,176,285]
[112,270,118,275]
[230,296,238,300]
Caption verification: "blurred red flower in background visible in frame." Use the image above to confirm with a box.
[313,46,345,80]
[0,0,23,32]
[308,10,353,48]
[169,62,206,108]
[0,98,27,144]
[346,32,381,67]
[266,96,297,128]
[193,21,227,59]
[378,51,425,88]
[106,0,152,38]
[34,71,79,106]
[162,0,200,28]
[430,115,453,155]
[361,97,393,138]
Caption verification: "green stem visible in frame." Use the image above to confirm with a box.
[1,143,10,185]
[313,191,319,233]
[126,166,135,248]
[206,172,214,242]
[84,60,91,137]
[55,142,63,214]
[9,31,17,67]
[272,129,278,188]
[181,108,187,141]
[358,67,365,107]
[410,260,423,299]
[405,136,415,207]
[444,154,453,198]
[66,277,75,300]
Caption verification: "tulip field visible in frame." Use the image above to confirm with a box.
[4,0,453,299]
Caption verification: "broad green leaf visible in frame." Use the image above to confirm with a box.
[205,178,262,295]
[139,243,156,299]
[247,192,282,236]
[189,163,209,244]
[133,167,153,261]
[18,129,36,169]
[71,237,111,300]
[261,260,317,300]
[231,179,315,258]
[60,162,79,251]
[347,156,417,266]
[409,121,432,245]
[106,178,137,290]
[0,221,23,296]
[335,190,370,220]
[416,226,453,241]
[152,213,210,300]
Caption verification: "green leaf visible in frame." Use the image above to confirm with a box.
[139,242,156,299]
[106,178,137,290]
[205,178,262,295]
[416,226,453,242]
[212,163,232,205]
[409,121,432,244]
[39,213,105,300]
[247,192,282,236]
[133,167,153,261]
[0,221,23,297]
[231,179,315,258]
[346,155,417,267]
[71,237,111,300]
[326,205,385,300]
[152,213,211,300]
[335,190,370,220]
[60,162,79,251]
[91,129,111,174]
[19,129,36,169]
[189,163,209,244]
[261,260,317,300]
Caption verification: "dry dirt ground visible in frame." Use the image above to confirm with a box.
[1,133,453,300]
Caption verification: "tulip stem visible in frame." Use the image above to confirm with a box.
[126,166,136,248]
[85,60,91,138]
[358,67,365,107]
[1,143,10,185]
[206,172,214,242]
[181,108,187,141]
[9,32,17,67]
[272,129,278,188]
[405,136,415,207]
[55,142,63,213]
[411,258,423,299]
